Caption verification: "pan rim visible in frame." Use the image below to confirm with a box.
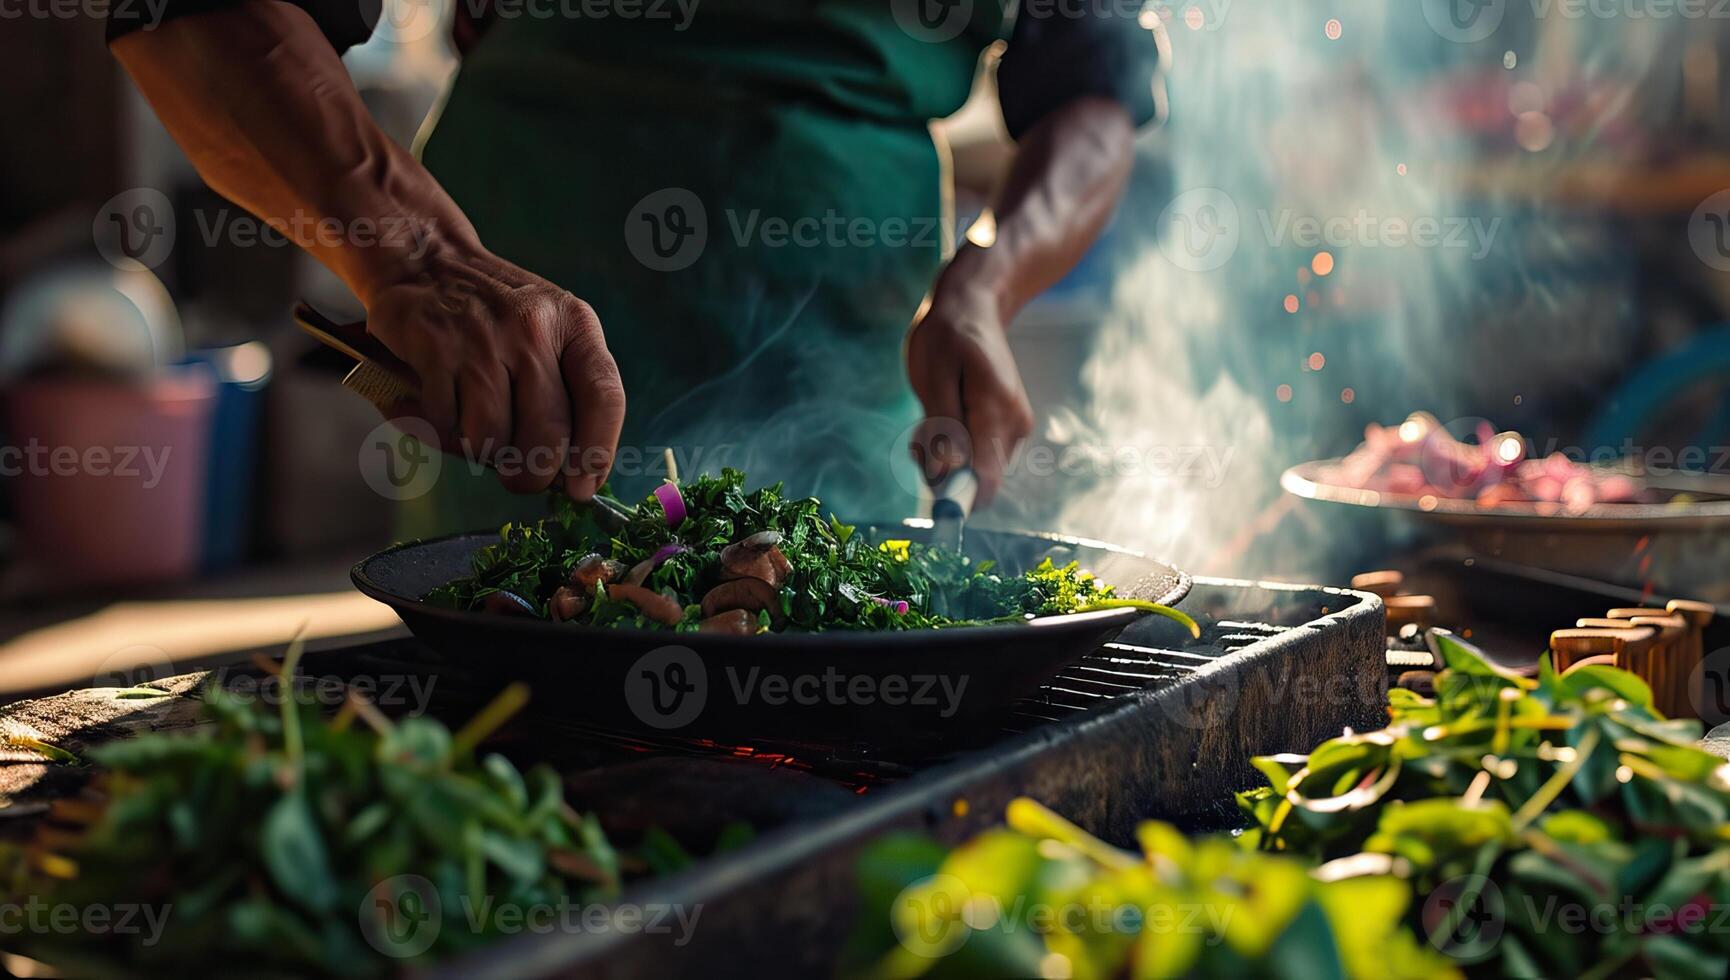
[350,522,1192,648]
[1282,458,1730,530]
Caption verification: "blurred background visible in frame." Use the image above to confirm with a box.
[7,0,1730,670]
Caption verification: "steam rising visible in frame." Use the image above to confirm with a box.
[1043,1,1677,578]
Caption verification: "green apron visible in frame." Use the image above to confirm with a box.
[401,2,1008,536]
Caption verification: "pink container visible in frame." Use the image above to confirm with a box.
[4,366,217,589]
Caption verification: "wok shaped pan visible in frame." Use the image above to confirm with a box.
[352,521,1189,740]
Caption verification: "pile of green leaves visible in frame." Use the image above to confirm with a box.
[845,798,1453,979]
[2,650,619,978]
[1239,634,1730,979]
[848,637,1730,979]
[427,469,1145,632]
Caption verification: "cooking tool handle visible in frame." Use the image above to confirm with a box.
[291,303,418,382]
[930,467,977,554]
[931,468,978,523]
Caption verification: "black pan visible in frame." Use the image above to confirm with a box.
[351,521,1189,740]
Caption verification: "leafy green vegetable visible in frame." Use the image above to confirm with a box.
[850,640,1730,980]
[842,797,1455,979]
[2,649,620,977]
[427,470,1136,632]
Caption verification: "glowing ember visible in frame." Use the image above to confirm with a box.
[1341,387,1355,403]
[1324,18,1342,40]
[1283,294,1300,313]
[1311,251,1335,276]
[1276,384,1293,403]
[1308,352,1326,371]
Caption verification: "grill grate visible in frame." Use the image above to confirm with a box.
[298,614,1300,795]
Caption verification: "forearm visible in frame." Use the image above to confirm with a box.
[934,96,1135,321]
[111,2,478,304]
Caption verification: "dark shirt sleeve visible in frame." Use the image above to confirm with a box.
[107,0,380,53]
[996,3,1163,140]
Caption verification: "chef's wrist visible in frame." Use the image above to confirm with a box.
[348,219,486,308]
[929,242,1019,326]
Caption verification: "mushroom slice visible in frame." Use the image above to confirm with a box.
[549,586,587,622]
[700,578,784,625]
[607,583,684,625]
[623,556,659,588]
[698,610,756,635]
[571,554,627,592]
[482,590,537,617]
[719,532,793,588]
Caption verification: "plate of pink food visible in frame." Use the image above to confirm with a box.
[1282,413,1730,530]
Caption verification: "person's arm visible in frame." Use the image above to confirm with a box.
[907,98,1135,505]
[111,4,625,500]
[908,10,1162,506]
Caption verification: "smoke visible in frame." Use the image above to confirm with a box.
[1044,0,1685,579]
